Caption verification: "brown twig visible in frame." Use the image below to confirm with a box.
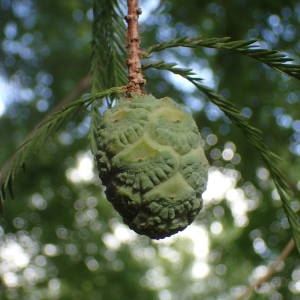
[0,75,91,182]
[125,0,146,96]
[235,238,295,300]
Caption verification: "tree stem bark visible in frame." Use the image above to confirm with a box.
[125,0,145,96]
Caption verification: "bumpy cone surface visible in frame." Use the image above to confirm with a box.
[95,94,209,239]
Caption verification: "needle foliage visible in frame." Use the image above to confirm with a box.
[1,2,300,254]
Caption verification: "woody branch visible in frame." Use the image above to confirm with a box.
[125,0,146,96]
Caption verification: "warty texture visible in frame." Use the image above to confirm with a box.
[95,94,209,239]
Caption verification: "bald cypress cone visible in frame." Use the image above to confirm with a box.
[95,94,209,239]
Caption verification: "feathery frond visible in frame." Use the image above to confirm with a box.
[143,61,300,253]
[144,37,300,81]
[92,0,127,94]
[0,86,124,206]
[90,0,127,157]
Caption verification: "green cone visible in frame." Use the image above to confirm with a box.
[95,94,209,239]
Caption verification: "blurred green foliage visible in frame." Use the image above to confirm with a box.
[0,0,300,299]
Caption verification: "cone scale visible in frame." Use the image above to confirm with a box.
[95,94,209,239]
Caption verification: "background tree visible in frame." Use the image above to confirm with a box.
[0,0,300,299]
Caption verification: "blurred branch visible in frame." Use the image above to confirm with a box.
[0,77,125,207]
[235,239,295,300]
[50,75,92,112]
[0,74,91,172]
[0,75,92,203]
